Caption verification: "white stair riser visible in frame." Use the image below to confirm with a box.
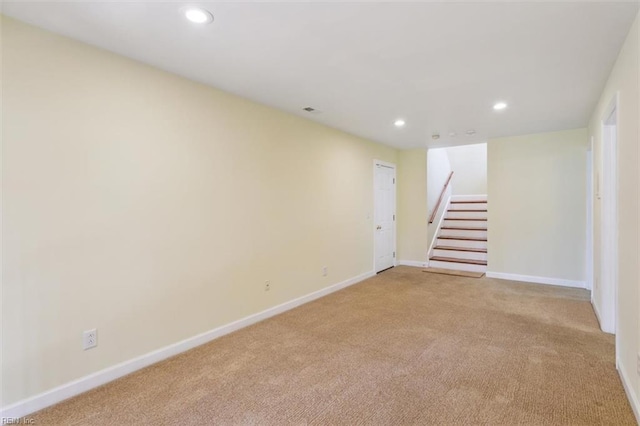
[450,195,487,202]
[439,229,487,239]
[437,238,487,250]
[429,260,486,273]
[432,249,487,261]
[446,211,487,220]
[448,203,487,211]
[443,219,487,228]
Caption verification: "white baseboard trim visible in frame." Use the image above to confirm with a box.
[591,293,604,332]
[0,270,375,419]
[618,359,640,424]
[398,260,427,268]
[590,300,614,334]
[485,271,586,289]
[591,300,603,329]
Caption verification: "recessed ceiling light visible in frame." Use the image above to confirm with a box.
[183,7,214,24]
[394,119,406,127]
[432,133,440,140]
[449,132,456,137]
[493,102,508,110]
[466,130,476,136]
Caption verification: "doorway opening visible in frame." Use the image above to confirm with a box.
[426,143,488,272]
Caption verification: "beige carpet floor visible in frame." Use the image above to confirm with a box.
[30,266,635,425]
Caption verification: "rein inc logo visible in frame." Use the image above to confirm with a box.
[2,418,35,425]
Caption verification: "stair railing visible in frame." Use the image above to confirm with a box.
[429,171,454,224]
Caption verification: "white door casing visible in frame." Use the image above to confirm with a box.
[586,143,593,292]
[598,95,618,336]
[374,160,396,273]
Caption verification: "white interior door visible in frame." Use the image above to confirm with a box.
[374,161,396,273]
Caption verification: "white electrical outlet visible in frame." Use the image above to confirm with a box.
[83,329,97,350]
[265,281,270,291]
[322,266,328,277]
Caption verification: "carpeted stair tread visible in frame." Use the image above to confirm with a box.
[429,256,487,265]
[434,246,487,253]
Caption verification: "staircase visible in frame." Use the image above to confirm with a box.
[429,195,487,273]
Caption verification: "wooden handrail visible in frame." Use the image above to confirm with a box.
[429,171,454,224]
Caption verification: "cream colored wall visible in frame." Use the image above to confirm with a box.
[444,143,487,196]
[1,17,397,406]
[397,149,428,263]
[588,11,639,409]
[487,128,587,281]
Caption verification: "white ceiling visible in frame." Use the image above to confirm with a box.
[2,1,638,149]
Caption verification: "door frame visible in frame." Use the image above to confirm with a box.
[586,138,593,292]
[598,93,619,341]
[373,159,397,273]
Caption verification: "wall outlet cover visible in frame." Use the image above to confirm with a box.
[83,329,97,350]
